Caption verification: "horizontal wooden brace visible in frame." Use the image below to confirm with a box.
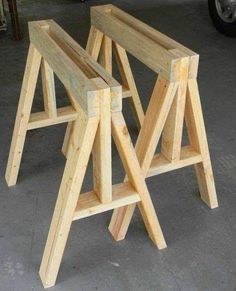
[27,106,78,130]
[147,145,202,177]
[122,86,132,98]
[91,6,181,81]
[73,182,141,220]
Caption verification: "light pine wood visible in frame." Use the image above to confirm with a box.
[109,77,178,239]
[39,110,100,288]
[73,182,141,220]
[148,145,202,177]
[91,5,180,81]
[27,106,78,130]
[93,5,218,239]
[99,4,199,79]
[5,44,42,186]
[99,35,112,74]
[92,78,112,204]
[185,79,218,208]
[86,25,104,61]
[113,42,144,128]
[41,59,57,118]
[7,13,219,289]
[29,22,98,115]
[161,49,189,161]
[61,121,73,156]
[111,112,166,249]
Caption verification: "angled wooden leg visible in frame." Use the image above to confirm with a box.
[161,50,189,161]
[86,25,104,60]
[109,77,178,243]
[62,26,103,157]
[114,43,144,128]
[185,79,218,209]
[41,59,57,118]
[5,44,41,186]
[92,78,112,203]
[99,35,112,74]
[111,112,166,249]
[39,112,100,289]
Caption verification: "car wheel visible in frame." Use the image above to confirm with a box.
[208,0,236,36]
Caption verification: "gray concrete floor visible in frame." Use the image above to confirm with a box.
[0,0,236,290]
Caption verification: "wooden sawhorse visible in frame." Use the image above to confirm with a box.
[5,20,166,288]
[87,5,218,241]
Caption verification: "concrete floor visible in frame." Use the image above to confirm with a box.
[0,0,236,290]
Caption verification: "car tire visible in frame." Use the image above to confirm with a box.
[208,0,236,37]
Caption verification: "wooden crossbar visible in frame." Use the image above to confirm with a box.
[73,182,141,220]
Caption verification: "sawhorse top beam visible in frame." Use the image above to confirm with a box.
[29,19,122,116]
[90,4,199,81]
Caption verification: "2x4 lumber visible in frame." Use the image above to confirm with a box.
[92,78,112,204]
[147,145,202,178]
[47,20,122,112]
[91,6,181,81]
[41,59,57,118]
[109,78,178,241]
[99,35,112,74]
[5,44,42,187]
[86,25,104,61]
[185,79,218,208]
[113,43,144,128]
[39,108,100,289]
[110,111,166,249]
[73,182,141,220]
[27,106,78,130]
[135,77,178,175]
[29,21,98,116]
[161,49,190,161]
[49,30,98,79]
[122,86,132,98]
[106,4,199,78]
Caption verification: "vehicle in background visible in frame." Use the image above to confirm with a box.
[208,0,236,36]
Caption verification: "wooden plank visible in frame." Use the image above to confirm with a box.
[109,77,178,240]
[41,59,57,118]
[135,77,178,175]
[5,44,42,186]
[49,30,98,79]
[45,20,122,112]
[161,49,189,161]
[110,111,167,249]
[91,6,181,81]
[27,106,78,130]
[114,43,144,128]
[86,25,104,61]
[91,78,112,204]
[99,35,112,74]
[73,182,140,220]
[185,79,218,209]
[61,121,73,157]
[147,145,202,177]
[122,86,132,98]
[39,107,100,289]
[104,4,199,78]
[29,21,98,116]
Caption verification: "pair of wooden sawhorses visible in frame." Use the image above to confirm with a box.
[86,5,218,241]
[5,20,166,288]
